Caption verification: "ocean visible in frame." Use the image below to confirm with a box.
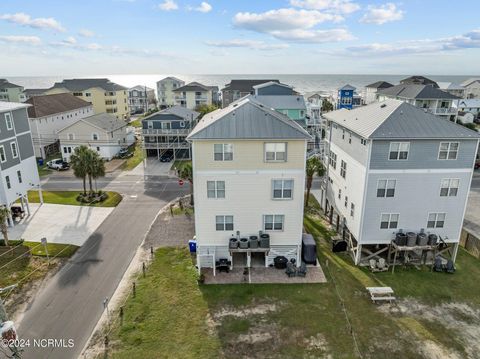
[5,74,476,95]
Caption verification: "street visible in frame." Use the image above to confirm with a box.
[17,167,189,359]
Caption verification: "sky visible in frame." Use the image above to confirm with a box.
[0,0,480,76]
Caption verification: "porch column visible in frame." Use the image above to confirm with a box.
[8,212,14,227]
[24,196,30,216]
[452,242,460,263]
[20,196,25,211]
[247,253,251,268]
[354,244,362,265]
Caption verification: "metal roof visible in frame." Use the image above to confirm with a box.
[253,81,292,90]
[0,102,30,113]
[324,99,480,140]
[339,84,356,91]
[458,99,480,108]
[222,79,279,92]
[143,106,200,122]
[377,84,460,100]
[187,97,311,140]
[460,78,480,87]
[365,81,393,89]
[26,93,91,118]
[437,82,464,91]
[247,94,306,110]
[58,113,126,134]
[50,78,127,92]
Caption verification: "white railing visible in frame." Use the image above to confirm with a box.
[142,129,190,135]
[143,141,190,149]
[425,107,457,115]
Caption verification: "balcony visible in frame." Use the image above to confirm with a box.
[425,107,457,115]
[143,141,190,149]
[142,128,190,135]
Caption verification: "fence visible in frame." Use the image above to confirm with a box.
[460,228,480,259]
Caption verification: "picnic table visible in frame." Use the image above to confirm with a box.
[366,287,396,303]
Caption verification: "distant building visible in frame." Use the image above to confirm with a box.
[156,77,185,108]
[458,99,480,119]
[461,78,480,99]
[45,78,129,120]
[172,82,218,110]
[363,81,393,104]
[377,84,460,121]
[0,102,40,225]
[221,79,279,107]
[23,88,47,100]
[0,79,26,103]
[400,76,439,88]
[25,93,94,159]
[437,82,466,99]
[141,106,199,160]
[128,85,155,114]
[321,99,480,265]
[57,113,129,161]
[336,84,361,110]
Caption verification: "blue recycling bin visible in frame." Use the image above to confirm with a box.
[38,158,44,166]
[188,239,197,253]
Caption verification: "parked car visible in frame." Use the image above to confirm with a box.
[160,151,174,162]
[47,158,70,171]
[118,148,133,159]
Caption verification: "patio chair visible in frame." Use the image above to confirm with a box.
[377,258,387,271]
[285,262,296,277]
[297,262,307,277]
[446,259,455,274]
[433,257,444,272]
[369,259,377,272]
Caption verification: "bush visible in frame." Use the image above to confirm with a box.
[77,191,108,204]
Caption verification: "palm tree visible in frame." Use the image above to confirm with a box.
[305,156,325,207]
[0,206,10,247]
[70,145,90,195]
[179,163,194,205]
[91,155,106,192]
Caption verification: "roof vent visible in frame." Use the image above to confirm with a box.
[233,103,238,107]
[380,103,387,108]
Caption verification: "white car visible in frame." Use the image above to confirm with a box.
[47,159,70,171]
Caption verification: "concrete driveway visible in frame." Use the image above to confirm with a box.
[9,203,114,246]
[126,157,173,177]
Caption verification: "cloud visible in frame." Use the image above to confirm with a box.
[360,3,403,25]
[270,28,354,43]
[64,36,77,45]
[79,29,95,37]
[290,0,360,14]
[0,35,42,45]
[205,39,289,50]
[158,0,178,11]
[190,2,212,13]
[344,29,480,56]
[0,12,65,32]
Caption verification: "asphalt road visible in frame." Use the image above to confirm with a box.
[18,172,189,359]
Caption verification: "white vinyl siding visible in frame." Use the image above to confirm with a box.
[214,144,233,161]
[265,143,287,162]
[272,179,293,199]
[427,213,446,228]
[438,142,459,160]
[440,178,459,197]
[207,181,225,198]
[380,213,399,229]
[389,142,409,160]
[263,215,284,231]
[216,215,233,231]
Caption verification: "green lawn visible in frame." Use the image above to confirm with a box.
[129,119,142,128]
[109,195,480,358]
[27,190,122,207]
[121,141,145,171]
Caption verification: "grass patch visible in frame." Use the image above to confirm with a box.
[121,141,145,171]
[26,190,122,207]
[129,119,142,128]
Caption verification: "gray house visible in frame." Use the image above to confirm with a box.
[221,79,279,107]
[319,99,479,265]
[141,106,199,159]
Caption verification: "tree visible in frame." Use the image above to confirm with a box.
[70,145,90,195]
[321,99,334,113]
[90,154,106,192]
[179,163,194,205]
[195,104,218,118]
[305,157,325,207]
[0,206,10,247]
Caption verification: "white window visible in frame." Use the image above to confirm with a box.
[380,213,399,229]
[272,179,293,199]
[0,146,5,163]
[389,142,409,160]
[214,144,233,161]
[17,170,22,184]
[438,142,459,160]
[68,133,75,140]
[350,203,355,218]
[5,113,13,130]
[147,121,153,129]
[216,215,233,231]
[440,179,459,197]
[180,121,185,127]
[427,213,446,228]
[265,143,287,162]
[5,175,10,189]
[348,133,352,144]
[92,133,99,141]
[207,181,225,198]
[340,160,347,179]
[338,189,342,199]
[344,195,348,208]
[10,142,18,158]
[263,215,284,231]
[329,151,337,170]
[360,138,367,145]
[377,179,396,198]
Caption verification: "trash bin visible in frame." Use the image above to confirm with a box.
[188,239,197,253]
[38,158,44,166]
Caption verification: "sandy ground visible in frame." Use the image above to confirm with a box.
[9,203,114,246]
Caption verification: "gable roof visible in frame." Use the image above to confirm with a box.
[400,76,438,88]
[128,85,154,92]
[187,97,311,140]
[461,78,480,87]
[246,94,306,110]
[339,84,356,91]
[58,113,126,134]
[23,88,47,97]
[377,84,460,100]
[173,82,213,93]
[458,99,480,108]
[0,79,23,90]
[26,93,91,118]
[253,81,292,90]
[50,78,127,92]
[142,106,200,122]
[324,99,480,140]
[157,76,184,84]
[222,79,280,92]
[437,82,464,91]
[365,81,394,89]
